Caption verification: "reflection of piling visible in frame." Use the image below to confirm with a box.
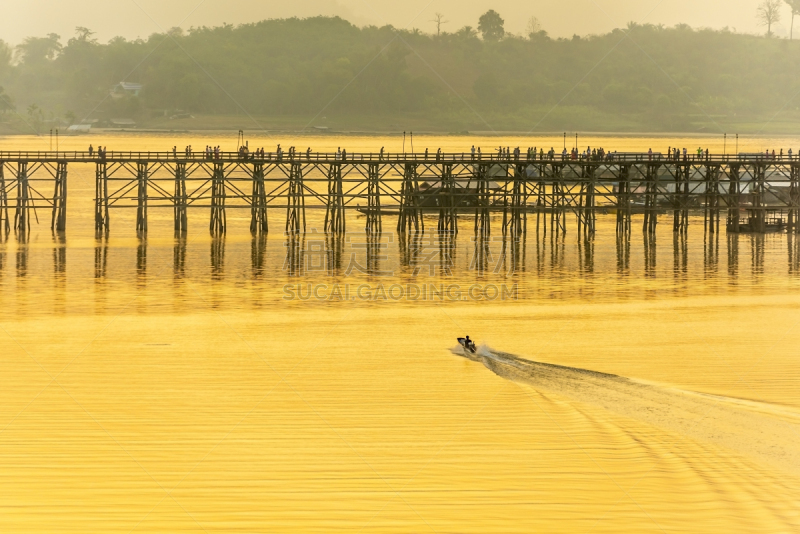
[284,233,304,276]
[673,233,687,276]
[751,235,765,275]
[616,233,630,272]
[644,233,657,276]
[16,243,27,277]
[53,233,66,275]
[704,233,719,275]
[727,234,739,278]
[578,237,594,274]
[789,234,800,273]
[173,237,186,278]
[326,233,343,273]
[94,240,108,279]
[251,235,267,276]
[211,237,225,278]
[136,238,147,284]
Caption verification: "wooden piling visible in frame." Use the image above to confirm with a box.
[438,164,457,234]
[250,163,268,235]
[51,162,67,233]
[135,162,148,236]
[14,162,31,238]
[366,163,382,234]
[789,163,799,234]
[0,162,9,240]
[210,162,226,236]
[324,164,344,234]
[474,164,491,238]
[94,162,109,237]
[174,162,188,236]
[286,163,305,234]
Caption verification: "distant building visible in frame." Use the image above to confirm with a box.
[110,118,136,128]
[111,82,143,99]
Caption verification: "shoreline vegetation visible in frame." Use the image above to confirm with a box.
[0,16,799,136]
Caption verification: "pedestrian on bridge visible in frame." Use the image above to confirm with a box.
[88,145,94,157]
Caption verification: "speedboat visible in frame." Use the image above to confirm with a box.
[458,337,477,354]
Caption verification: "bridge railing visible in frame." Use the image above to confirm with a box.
[0,150,796,164]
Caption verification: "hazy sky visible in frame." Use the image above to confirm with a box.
[0,0,793,45]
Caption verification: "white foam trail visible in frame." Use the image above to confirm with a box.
[452,346,800,476]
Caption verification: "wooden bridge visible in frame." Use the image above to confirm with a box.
[0,150,798,240]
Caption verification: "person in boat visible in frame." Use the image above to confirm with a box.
[465,336,475,351]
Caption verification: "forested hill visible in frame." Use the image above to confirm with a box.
[1,16,799,133]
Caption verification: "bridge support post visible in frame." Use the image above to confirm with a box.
[135,162,148,236]
[210,162,226,236]
[789,164,799,234]
[398,163,422,234]
[577,165,595,239]
[174,162,188,236]
[474,164,490,238]
[643,164,658,236]
[94,162,109,237]
[727,164,740,233]
[324,164,344,234]
[51,162,67,233]
[504,164,526,237]
[673,164,689,234]
[286,163,305,235]
[704,165,721,235]
[551,164,567,237]
[14,162,30,238]
[753,164,766,233]
[366,164,382,234]
[438,164,457,234]
[617,164,632,237]
[0,163,9,240]
[250,163,268,235]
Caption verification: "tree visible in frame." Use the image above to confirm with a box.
[786,0,800,38]
[0,40,11,76]
[74,27,97,44]
[15,34,62,64]
[526,16,542,38]
[478,10,505,41]
[0,86,13,113]
[432,13,448,36]
[757,0,782,36]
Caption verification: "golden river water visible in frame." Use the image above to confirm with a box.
[1,133,799,532]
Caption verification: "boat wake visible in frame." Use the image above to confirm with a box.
[451,345,800,476]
